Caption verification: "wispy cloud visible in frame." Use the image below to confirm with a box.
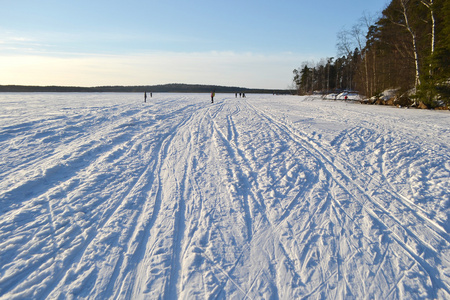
[0,30,52,54]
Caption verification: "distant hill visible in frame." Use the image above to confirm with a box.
[0,84,290,94]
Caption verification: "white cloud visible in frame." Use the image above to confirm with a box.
[0,51,318,89]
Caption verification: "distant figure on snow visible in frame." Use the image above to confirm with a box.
[211,90,215,103]
[144,92,147,103]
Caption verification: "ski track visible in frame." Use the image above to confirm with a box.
[0,93,449,299]
[246,100,449,297]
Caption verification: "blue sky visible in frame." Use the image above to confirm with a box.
[1,0,389,89]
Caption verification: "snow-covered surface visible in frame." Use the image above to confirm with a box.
[324,92,362,101]
[379,89,398,101]
[1,93,449,299]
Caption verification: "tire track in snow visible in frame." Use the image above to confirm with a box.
[108,103,205,299]
[209,99,337,298]
[37,112,165,299]
[64,102,199,299]
[240,103,396,296]
[166,102,260,298]
[175,103,255,299]
[125,105,205,299]
[0,111,151,297]
[329,128,450,295]
[210,104,255,242]
[207,100,311,298]
[209,102,225,119]
[0,106,145,214]
[328,111,450,239]
[2,103,195,299]
[170,106,222,299]
[331,128,450,245]
[246,100,450,297]
[165,163,189,299]
[101,141,171,299]
[0,96,186,298]
[2,94,448,299]
[162,110,204,298]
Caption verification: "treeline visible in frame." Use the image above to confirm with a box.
[0,84,288,94]
[293,0,449,108]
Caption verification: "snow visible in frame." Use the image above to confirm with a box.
[0,93,449,299]
[324,92,362,101]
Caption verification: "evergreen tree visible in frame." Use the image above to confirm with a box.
[417,0,450,106]
[292,0,448,106]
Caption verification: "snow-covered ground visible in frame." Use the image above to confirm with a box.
[1,93,449,299]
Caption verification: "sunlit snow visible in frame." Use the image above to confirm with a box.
[1,93,449,299]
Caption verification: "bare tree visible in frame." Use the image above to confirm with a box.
[421,0,436,76]
[336,12,377,96]
[336,29,354,57]
[421,0,435,55]
[398,0,421,88]
[360,13,378,96]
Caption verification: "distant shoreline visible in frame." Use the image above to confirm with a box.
[0,83,290,94]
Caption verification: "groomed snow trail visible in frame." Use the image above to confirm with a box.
[0,93,449,299]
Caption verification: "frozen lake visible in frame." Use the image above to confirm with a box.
[1,93,449,299]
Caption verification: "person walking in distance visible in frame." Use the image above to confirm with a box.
[144,92,147,103]
[211,90,215,103]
